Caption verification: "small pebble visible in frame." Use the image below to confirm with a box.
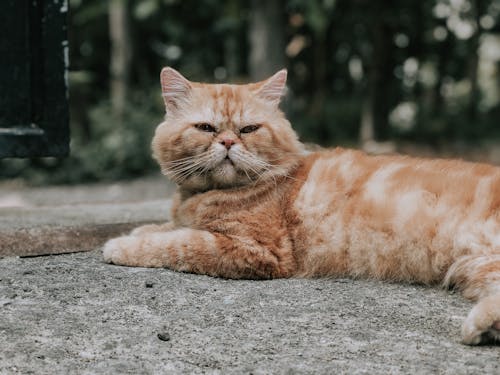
[145,282,154,288]
[157,332,170,341]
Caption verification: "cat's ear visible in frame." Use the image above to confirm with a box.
[160,67,192,113]
[254,69,287,106]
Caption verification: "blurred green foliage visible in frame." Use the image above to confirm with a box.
[1,0,499,184]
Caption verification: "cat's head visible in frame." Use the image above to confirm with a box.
[152,67,304,191]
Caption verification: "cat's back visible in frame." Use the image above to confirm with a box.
[290,148,500,279]
[293,147,499,218]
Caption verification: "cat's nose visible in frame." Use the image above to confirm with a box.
[220,138,235,149]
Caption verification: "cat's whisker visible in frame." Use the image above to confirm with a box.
[281,173,304,183]
[173,163,209,179]
[166,161,212,181]
[166,155,210,169]
[165,151,218,181]
[166,152,210,164]
[231,149,275,177]
[165,150,215,167]
[167,162,206,178]
[237,161,269,182]
[239,167,253,182]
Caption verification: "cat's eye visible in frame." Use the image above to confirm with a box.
[194,123,216,133]
[240,124,261,134]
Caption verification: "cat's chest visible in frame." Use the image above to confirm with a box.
[173,190,286,235]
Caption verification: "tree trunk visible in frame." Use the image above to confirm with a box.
[359,95,375,143]
[109,0,132,124]
[431,20,453,118]
[308,33,329,142]
[248,0,286,80]
[467,0,484,122]
[360,5,394,144]
[223,1,240,79]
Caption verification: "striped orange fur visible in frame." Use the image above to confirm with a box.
[103,67,500,345]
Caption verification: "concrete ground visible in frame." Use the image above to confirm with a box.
[1,251,500,374]
[0,176,175,257]
[1,175,499,374]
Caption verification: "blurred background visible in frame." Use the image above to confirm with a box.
[1,0,500,185]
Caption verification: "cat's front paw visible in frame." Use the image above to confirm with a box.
[130,222,175,236]
[130,224,161,236]
[102,235,142,266]
[462,294,500,345]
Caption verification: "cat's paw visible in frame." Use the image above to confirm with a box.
[130,222,175,236]
[102,235,142,266]
[462,294,500,345]
[130,224,161,236]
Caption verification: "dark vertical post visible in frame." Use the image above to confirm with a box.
[0,0,69,158]
[248,0,286,80]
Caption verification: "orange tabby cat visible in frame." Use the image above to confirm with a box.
[103,67,500,345]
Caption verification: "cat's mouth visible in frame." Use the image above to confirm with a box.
[223,155,234,166]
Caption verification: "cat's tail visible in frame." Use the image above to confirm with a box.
[443,254,500,345]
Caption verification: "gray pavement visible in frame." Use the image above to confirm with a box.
[1,250,499,374]
[0,175,174,257]
[0,175,176,208]
[0,200,171,257]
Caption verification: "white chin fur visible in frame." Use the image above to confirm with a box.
[174,144,260,189]
[212,159,238,184]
